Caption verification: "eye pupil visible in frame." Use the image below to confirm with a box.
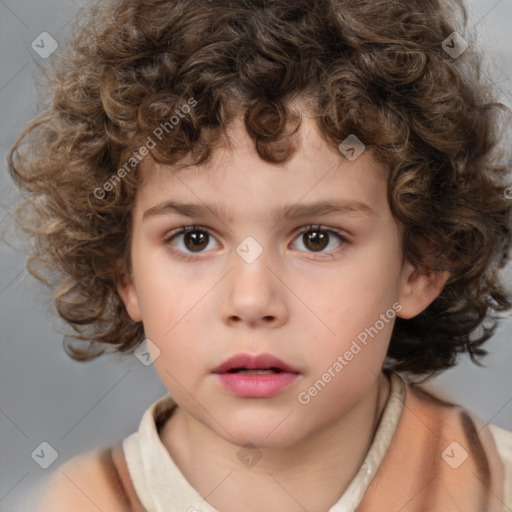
[304,229,328,251]
[185,230,209,251]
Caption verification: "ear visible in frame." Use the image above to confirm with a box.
[397,261,450,319]
[115,258,143,323]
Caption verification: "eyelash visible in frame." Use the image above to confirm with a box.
[163,225,349,262]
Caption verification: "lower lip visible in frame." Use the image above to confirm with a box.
[216,372,299,398]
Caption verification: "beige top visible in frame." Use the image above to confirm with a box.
[122,373,512,511]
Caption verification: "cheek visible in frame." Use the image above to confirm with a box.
[132,248,209,334]
[150,316,209,396]
[296,313,391,416]
[300,260,399,376]
[314,263,399,329]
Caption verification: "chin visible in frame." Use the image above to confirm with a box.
[218,413,307,450]
[230,431,301,450]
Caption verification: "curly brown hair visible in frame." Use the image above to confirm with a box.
[7,0,512,376]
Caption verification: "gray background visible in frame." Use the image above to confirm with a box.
[1,0,511,510]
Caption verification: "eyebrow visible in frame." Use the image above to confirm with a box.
[142,199,377,223]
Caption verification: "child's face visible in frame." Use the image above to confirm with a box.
[118,115,442,448]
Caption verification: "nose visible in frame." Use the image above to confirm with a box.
[220,247,289,329]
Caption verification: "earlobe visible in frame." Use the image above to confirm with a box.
[397,261,451,319]
[115,258,143,323]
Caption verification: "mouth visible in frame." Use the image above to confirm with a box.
[225,368,285,374]
[213,353,300,398]
[213,353,300,375]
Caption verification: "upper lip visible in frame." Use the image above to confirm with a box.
[213,353,300,373]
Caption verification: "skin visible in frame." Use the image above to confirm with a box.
[112,113,449,512]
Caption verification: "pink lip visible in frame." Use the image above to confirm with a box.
[213,353,300,398]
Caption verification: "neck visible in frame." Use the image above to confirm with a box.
[161,372,390,512]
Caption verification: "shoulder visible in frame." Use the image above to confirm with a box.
[488,424,512,506]
[488,423,512,460]
[406,379,512,506]
[40,446,135,512]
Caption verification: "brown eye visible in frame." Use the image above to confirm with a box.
[303,229,329,252]
[291,225,346,255]
[183,229,209,252]
[165,226,219,255]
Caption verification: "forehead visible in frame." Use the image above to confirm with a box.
[134,117,390,222]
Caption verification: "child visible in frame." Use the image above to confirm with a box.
[7,0,512,510]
